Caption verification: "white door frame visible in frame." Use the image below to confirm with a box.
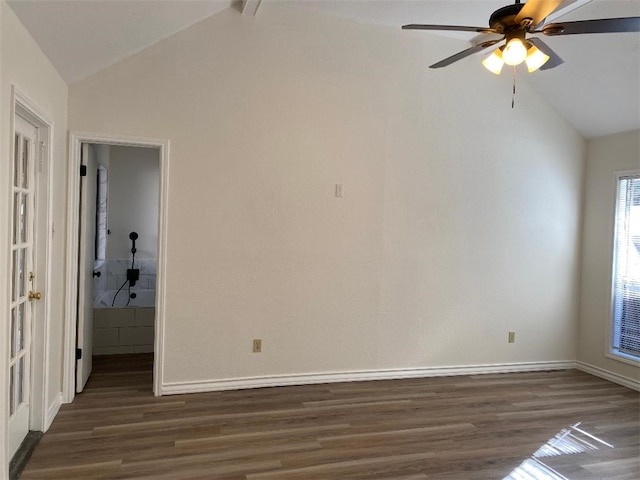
[3,87,54,462]
[63,132,169,402]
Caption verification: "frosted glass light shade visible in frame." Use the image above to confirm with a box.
[482,49,505,75]
[525,45,550,72]
[502,38,527,66]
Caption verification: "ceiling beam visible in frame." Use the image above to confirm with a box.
[242,0,263,16]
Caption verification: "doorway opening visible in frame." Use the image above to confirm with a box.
[80,144,160,392]
[64,133,168,402]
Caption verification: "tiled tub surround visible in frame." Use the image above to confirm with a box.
[94,258,156,308]
[96,289,156,309]
[93,307,155,355]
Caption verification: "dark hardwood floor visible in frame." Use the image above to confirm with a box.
[21,354,640,479]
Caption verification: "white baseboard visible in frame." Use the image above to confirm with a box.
[161,360,575,395]
[45,393,62,431]
[576,361,640,391]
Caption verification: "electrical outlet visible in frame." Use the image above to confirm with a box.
[508,331,516,343]
[253,339,262,353]
[335,184,343,198]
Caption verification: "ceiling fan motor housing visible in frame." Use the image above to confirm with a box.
[489,3,527,33]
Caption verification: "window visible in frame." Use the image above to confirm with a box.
[611,173,640,362]
[94,164,108,270]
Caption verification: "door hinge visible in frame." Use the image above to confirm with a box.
[76,348,82,360]
[80,165,87,177]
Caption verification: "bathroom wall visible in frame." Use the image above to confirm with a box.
[107,146,159,260]
[95,143,110,168]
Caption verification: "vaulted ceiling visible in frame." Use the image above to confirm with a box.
[7,0,640,138]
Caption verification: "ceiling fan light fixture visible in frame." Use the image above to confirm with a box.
[525,44,550,72]
[502,37,527,66]
[482,49,505,75]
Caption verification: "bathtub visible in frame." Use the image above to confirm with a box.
[93,289,156,355]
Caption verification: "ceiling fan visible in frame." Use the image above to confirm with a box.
[402,0,640,74]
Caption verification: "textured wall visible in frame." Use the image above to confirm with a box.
[579,130,640,381]
[69,5,585,387]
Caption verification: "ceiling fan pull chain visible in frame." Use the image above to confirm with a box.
[512,66,517,109]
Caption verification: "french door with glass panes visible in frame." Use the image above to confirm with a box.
[8,115,39,458]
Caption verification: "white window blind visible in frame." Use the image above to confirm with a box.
[612,174,640,360]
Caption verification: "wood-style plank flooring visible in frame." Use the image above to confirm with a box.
[22,354,640,479]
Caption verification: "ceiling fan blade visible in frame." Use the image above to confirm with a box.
[402,24,497,34]
[515,0,564,27]
[430,40,503,69]
[528,37,564,69]
[541,17,640,35]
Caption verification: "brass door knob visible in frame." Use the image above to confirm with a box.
[28,291,42,300]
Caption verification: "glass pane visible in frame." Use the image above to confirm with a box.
[16,303,24,353]
[10,308,17,359]
[11,250,17,302]
[19,192,27,243]
[95,166,108,268]
[9,365,15,416]
[21,136,29,188]
[13,133,20,187]
[17,248,25,298]
[12,192,19,245]
[612,176,640,357]
[16,357,24,407]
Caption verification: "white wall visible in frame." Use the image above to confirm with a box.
[106,145,159,260]
[95,143,110,169]
[0,0,68,475]
[69,6,585,388]
[578,130,640,382]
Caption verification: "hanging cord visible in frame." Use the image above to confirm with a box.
[512,66,517,109]
[112,278,129,307]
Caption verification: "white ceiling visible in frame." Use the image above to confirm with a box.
[6,0,234,84]
[7,0,640,138]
